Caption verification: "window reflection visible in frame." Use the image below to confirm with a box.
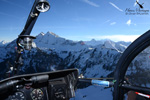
[125,46,150,100]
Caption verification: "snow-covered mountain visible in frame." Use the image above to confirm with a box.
[34,32,129,53]
[84,39,106,46]
[0,32,128,66]
[34,32,87,51]
[0,32,149,99]
[0,40,9,46]
[0,32,122,99]
[85,39,131,53]
[84,39,131,46]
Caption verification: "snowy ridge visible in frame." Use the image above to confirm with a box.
[0,40,9,46]
[84,39,130,46]
[85,39,130,52]
[34,32,88,51]
[102,40,127,52]
[84,39,106,46]
[34,32,129,53]
[0,32,135,100]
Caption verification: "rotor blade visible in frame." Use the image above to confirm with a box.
[134,0,139,6]
[134,2,137,6]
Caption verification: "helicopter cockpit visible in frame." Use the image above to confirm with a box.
[1,0,150,100]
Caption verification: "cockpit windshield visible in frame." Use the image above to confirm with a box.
[0,0,150,100]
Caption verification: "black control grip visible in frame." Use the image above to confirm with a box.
[0,80,19,94]
[30,75,49,84]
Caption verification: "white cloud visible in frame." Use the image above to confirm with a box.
[83,0,99,7]
[110,22,116,25]
[86,35,140,42]
[109,2,123,12]
[126,19,131,26]
[104,20,110,23]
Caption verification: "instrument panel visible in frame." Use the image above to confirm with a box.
[0,69,78,100]
[6,87,48,100]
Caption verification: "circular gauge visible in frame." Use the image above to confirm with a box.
[36,2,50,12]
[11,91,26,100]
[30,89,44,100]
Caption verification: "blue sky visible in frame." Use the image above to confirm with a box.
[0,0,150,42]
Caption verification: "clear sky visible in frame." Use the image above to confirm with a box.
[0,0,150,42]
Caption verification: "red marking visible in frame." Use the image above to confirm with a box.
[81,42,85,45]
[135,92,150,98]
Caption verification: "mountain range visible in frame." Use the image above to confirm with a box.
[0,32,149,100]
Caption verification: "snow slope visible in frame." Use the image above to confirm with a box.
[0,40,9,46]
[71,86,113,100]
[34,32,88,51]
[1,32,149,100]
[85,39,130,53]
